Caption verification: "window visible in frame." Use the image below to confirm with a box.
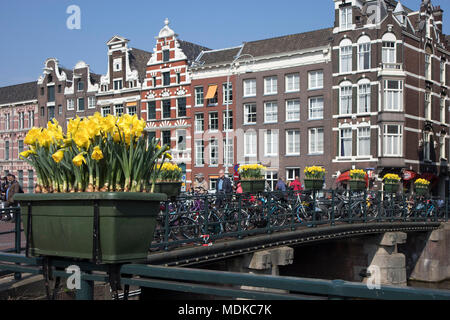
[78,98,85,112]
[308,71,323,90]
[264,130,278,157]
[177,130,186,151]
[264,77,277,95]
[58,105,62,115]
[340,6,352,30]
[127,106,136,116]
[195,87,204,106]
[114,80,123,90]
[441,60,446,84]
[163,72,170,86]
[244,104,257,124]
[286,130,300,156]
[40,107,44,117]
[423,133,432,161]
[265,171,278,191]
[162,131,171,147]
[358,83,371,113]
[101,106,111,117]
[163,50,170,62]
[28,170,34,193]
[209,112,219,131]
[40,87,44,96]
[147,101,156,120]
[286,100,300,122]
[425,92,431,120]
[440,136,446,160]
[114,58,122,71]
[244,131,257,157]
[5,113,10,130]
[114,104,124,116]
[19,112,24,130]
[78,81,84,91]
[58,85,62,93]
[383,125,403,156]
[223,138,233,167]
[162,100,171,119]
[425,54,431,80]
[285,73,300,92]
[48,86,55,102]
[309,128,324,154]
[309,97,324,120]
[223,83,233,104]
[358,42,371,71]
[210,178,218,191]
[28,111,34,128]
[382,41,396,65]
[384,80,403,111]
[264,102,278,123]
[195,114,204,133]
[441,98,446,123]
[223,110,233,131]
[152,77,157,88]
[48,106,55,121]
[67,99,74,111]
[88,96,96,109]
[147,132,156,144]
[195,140,205,166]
[243,79,256,97]
[210,139,219,166]
[340,44,352,73]
[18,140,24,158]
[177,98,186,117]
[5,141,9,160]
[207,88,218,105]
[340,85,353,115]
[339,128,353,157]
[101,85,108,92]
[286,169,301,185]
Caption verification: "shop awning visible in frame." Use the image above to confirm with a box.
[336,171,368,186]
[205,85,218,99]
[126,102,137,107]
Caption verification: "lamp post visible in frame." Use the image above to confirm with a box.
[224,53,255,176]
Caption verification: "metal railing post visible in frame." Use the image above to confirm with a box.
[76,272,94,300]
[363,190,367,224]
[14,207,22,280]
[163,201,170,251]
[331,190,335,226]
[237,194,243,239]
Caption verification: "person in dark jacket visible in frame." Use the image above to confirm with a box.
[5,174,21,207]
[215,169,232,208]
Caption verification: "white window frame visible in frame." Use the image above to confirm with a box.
[358,82,371,114]
[358,40,371,71]
[340,84,353,115]
[243,79,256,97]
[309,128,324,155]
[127,106,136,116]
[440,60,446,84]
[309,96,324,120]
[425,92,431,120]
[440,98,446,123]
[113,79,123,91]
[340,6,352,30]
[114,58,122,72]
[88,96,96,109]
[195,140,205,166]
[223,110,233,131]
[264,77,278,95]
[423,132,432,162]
[244,131,257,157]
[383,124,403,157]
[340,44,353,74]
[383,80,403,112]
[176,129,187,151]
[195,87,204,106]
[101,106,111,117]
[382,39,396,65]
[195,113,204,133]
[286,130,300,156]
[357,126,371,157]
[223,82,233,105]
[244,103,257,125]
[440,135,447,160]
[285,73,300,93]
[223,138,234,167]
[67,99,74,111]
[264,102,278,123]
[114,104,124,117]
[264,130,278,157]
[339,127,353,158]
[286,100,300,122]
[308,70,323,90]
[425,54,432,80]
[77,98,85,112]
[209,112,219,132]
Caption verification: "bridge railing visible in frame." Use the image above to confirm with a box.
[150,190,449,252]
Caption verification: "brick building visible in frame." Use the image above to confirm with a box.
[141,19,208,190]
[0,82,38,192]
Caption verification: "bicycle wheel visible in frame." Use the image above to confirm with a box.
[270,205,288,227]
[174,216,199,240]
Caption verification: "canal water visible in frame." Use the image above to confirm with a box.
[408,280,450,291]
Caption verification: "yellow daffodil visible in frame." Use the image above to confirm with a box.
[20,150,36,158]
[52,150,64,163]
[91,146,104,161]
[72,153,86,167]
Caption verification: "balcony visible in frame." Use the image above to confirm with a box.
[378,63,405,77]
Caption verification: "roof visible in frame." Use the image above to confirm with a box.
[0,82,37,105]
[130,47,153,83]
[240,28,333,58]
[178,40,211,65]
[195,46,243,67]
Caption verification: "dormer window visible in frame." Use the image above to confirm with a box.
[114,80,123,90]
[114,58,122,72]
[78,81,84,91]
[340,6,352,30]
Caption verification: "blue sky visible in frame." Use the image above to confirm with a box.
[0,0,449,87]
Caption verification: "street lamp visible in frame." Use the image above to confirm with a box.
[224,53,255,176]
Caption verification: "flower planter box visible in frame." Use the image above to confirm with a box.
[349,180,366,191]
[304,179,324,191]
[14,192,167,264]
[240,180,266,194]
[154,182,182,198]
[384,183,399,193]
[415,186,429,196]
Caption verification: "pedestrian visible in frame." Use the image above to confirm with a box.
[289,176,303,192]
[4,174,23,221]
[235,181,243,194]
[193,173,209,195]
[275,176,287,192]
[216,169,232,208]
[0,177,8,202]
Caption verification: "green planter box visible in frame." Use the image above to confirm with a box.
[384,183,399,193]
[415,186,429,196]
[349,180,366,191]
[14,192,167,264]
[154,182,182,198]
[241,180,266,194]
[304,179,324,191]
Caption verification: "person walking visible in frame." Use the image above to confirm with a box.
[4,174,23,221]
[275,176,287,192]
[193,173,209,195]
[216,169,232,208]
[289,176,303,192]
